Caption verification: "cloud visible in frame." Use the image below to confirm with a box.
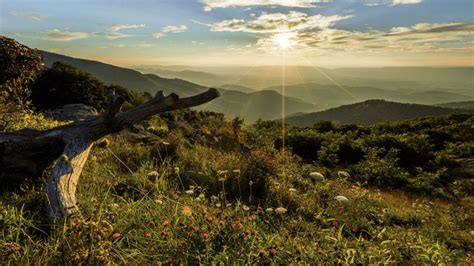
[199,0,331,11]
[152,25,188,39]
[39,29,95,41]
[152,32,166,39]
[267,22,474,53]
[391,0,423,5]
[9,11,46,21]
[107,24,146,39]
[195,11,351,33]
[100,43,153,49]
[364,0,423,6]
[161,25,188,33]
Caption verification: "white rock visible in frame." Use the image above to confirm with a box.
[309,172,325,182]
[334,195,349,204]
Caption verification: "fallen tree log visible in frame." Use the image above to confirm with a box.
[0,88,220,219]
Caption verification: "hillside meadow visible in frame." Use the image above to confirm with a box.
[1,109,473,264]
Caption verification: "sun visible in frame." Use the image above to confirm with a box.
[271,32,298,51]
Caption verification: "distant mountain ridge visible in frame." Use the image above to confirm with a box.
[285,99,473,126]
[265,83,474,110]
[436,101,474,110]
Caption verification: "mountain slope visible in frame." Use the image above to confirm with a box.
[40,51,207,96]
[285,99,472,126]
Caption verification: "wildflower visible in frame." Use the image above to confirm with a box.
[215,203,222,208]
[232,169,241,175]
[217,170,228,175]
[202,232,209,239]
[242,205,250,211]
[249,180,254,186]
[163,219,170,227]
[155,199,163,205]
[275,207,287,214]
[246,215,253,222]
[236,222,243,229]
[147,171,159,180]
[269,247,276,257]
[351,225,359,233]
[181,205,193,216]
[245,229,251,236]
[185,190,194,195]
[112,232,121,239]
[174,167,180,174]
[266,208,274,213]
[161,141,170,145]
[109,203,119,209]
[289,188,297,192]
[226,203,232,208]
[206,216,214,223]
[161,231,170,238]
[218,220,225,226]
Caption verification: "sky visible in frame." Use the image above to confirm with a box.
[1,0,473,67]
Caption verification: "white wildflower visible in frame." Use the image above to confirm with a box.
[266,208,274,213]
[147,171,159,179]
[289,188,297,192]
[242,205,250,211]
[185,190,194,195]
[275,207,287,214]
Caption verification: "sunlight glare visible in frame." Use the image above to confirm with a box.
[272,32,298,51]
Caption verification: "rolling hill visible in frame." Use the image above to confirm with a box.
[199,89,316,122]
[284,99,472,126]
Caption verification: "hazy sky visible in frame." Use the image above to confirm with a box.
[1,0,473,67]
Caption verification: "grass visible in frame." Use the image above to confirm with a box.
[1,113,473,264]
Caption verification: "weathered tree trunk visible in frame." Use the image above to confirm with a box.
[0,88,220,219]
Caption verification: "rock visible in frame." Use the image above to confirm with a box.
[334,195,349,204]
[44,104,98,121]
[309,172,325,182]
